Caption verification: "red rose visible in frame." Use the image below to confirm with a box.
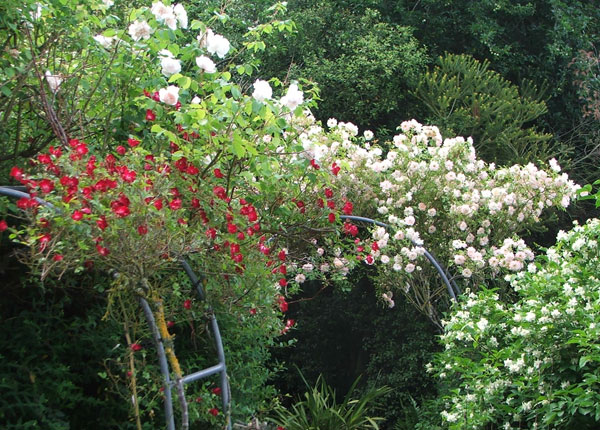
[277,295,288,312]
[96,216,108,230]
[120,169,136,183]
[145,109,156,121]
[208,408,219,417]
[71,210,83,221]
[169,198,182,210]
[278,250,286,261]
[211,387,222,395]
[130,343,143,352]
[137,225,148,235]
[127,138,140,147]
[213,168,224,178]
[213,186,227,200]
[183,299,192,310]
[39,179,55,194]
[113,205,130,218]
[324,188,333,198]
[343,201,353,215]
[38,154,52,164]
[96,245,110,256]
[331,162,340,176]
[49,146,62,157]
[0,220,7,231]
[10,167,24,181]
[206,228,217,239]
[328,213,336,223]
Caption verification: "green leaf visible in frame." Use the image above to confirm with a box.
[168,73,183,83]
[231,134,246,157]
[168,43,180,56]
[178,76,192,90]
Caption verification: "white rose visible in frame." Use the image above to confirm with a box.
[206,33,230,58]
[93,34,116,49]
[195,55,216,73]
[333,258,344,269]
[128,20,152,41]
[363,130,374,141]
[164,15,177,30]
[173,4,188,29]
[160,55,181,77]
[252,79,272,102]
[198,28,214,48]
[280,83,304,110]
[45,70,63,93]
[151,2,174,21]
[302,263,314,272]
[158,85,180,106]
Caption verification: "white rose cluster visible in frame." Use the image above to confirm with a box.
[198,28,230,58]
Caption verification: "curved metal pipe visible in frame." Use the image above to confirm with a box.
[179,258,205,301]
[0,185,55,209]
[179,260,232,430]
[139,297,176,430]
[340,214,459,301]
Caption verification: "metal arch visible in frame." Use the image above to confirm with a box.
[1,184,458,429]
[340,215,461,301]
[179,258,232,430]
[0,185,232,430]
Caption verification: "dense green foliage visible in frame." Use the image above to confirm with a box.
[413,54,553,165]
[1,0,600,429]
[271,277,439,428]
[270,373,390,430]
[259,2,427,135]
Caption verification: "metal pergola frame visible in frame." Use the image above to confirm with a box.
[1,186,460,430]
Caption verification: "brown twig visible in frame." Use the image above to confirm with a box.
[23,25,69,147]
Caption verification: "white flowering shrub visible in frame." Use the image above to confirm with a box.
[289,118,579,321]
[431,218,600,429]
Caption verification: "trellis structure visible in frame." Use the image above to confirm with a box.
[0,185,460,430]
